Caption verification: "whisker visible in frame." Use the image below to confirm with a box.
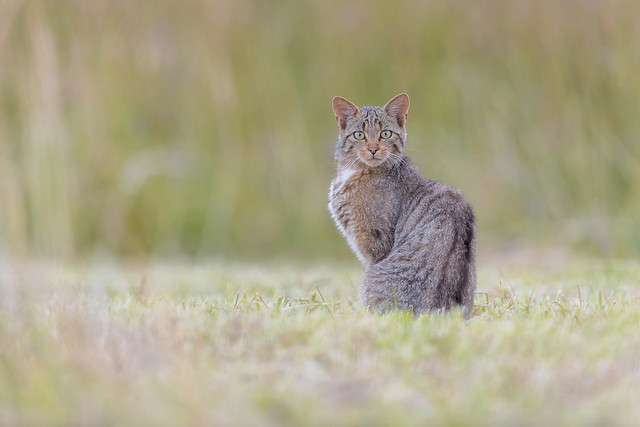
[343,155,360,170]
[387,153,405,169]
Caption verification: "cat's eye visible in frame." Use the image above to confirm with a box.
[353,131,365,140]
[380,130,392,139]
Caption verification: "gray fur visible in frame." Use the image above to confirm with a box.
[328,94,476,317]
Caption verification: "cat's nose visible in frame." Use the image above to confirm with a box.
[368,146,378,155]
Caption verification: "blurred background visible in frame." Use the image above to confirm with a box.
[1,0,639,262]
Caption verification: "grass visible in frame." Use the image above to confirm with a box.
[2,257,640,426]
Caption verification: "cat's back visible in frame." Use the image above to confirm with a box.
[394,160,475,238]
[367,158,476,315]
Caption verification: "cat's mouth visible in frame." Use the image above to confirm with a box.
[360,153,388,167]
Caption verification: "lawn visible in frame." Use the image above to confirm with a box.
[2,257,640,426]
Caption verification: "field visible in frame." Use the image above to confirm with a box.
[2,1,640,425]
[3,256,640,426]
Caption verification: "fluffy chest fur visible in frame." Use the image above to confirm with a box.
[328,167,397,266]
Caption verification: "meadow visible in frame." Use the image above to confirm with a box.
[2,1,640,425]
[2,257,640,426]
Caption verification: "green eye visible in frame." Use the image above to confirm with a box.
[381,130,392,139]
[353,131,365,140]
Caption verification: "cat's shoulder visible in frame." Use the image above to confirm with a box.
[400,158,474,211]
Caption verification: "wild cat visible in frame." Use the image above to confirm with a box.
[328,94,476,317]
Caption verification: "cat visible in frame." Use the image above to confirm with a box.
[328,93,476,317]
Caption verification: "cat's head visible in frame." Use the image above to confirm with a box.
[332,93,410,168]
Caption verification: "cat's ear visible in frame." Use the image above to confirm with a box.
[383,93,410,127]
[332,96,360,130]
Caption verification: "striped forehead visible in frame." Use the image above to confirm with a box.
[359,106,383,131]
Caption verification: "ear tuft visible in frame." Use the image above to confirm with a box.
[332,96,359,130]
[383,93,410,127]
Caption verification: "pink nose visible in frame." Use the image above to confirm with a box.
[368,147,378,155]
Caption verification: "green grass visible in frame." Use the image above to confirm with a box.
[2,258,640,426]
